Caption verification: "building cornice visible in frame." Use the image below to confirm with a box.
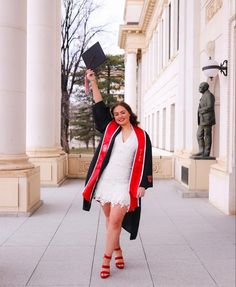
[123,0,144,23]
[119,0,167,51]
[119,24,141,49]
[139,0,156,33]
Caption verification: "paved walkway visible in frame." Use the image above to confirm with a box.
[0,179,235,287]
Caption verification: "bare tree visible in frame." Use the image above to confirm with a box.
[61,0,105,153]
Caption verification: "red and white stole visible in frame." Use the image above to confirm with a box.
[82,120,146,211]
[129,126,146,211]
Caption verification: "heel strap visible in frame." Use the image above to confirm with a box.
[115,256,123,260]
[101,271,110,276]
[104,254,112,259]
[114,247,121,251]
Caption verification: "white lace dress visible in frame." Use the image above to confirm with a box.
[94,129,138,207]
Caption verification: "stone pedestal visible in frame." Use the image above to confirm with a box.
[68,154,92,179]
[28,151,67,186]
[0,167,41,216]
[209,163,236,215]
[175,152,216,197]
[153,156,174,179]
[0,0,41,215]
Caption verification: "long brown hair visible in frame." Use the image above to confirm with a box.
[111,101,139,126]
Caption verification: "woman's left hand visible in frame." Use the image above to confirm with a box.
[137,187,146,198]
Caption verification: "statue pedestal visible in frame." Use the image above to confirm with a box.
[175,152,217,197]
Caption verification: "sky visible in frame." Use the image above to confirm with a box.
[90,0,126,55]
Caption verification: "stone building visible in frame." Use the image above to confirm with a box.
[119,0,235,214]
[0,0,235,216]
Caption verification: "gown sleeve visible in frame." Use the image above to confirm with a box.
[139,132,153,189]
[92,101,112,133]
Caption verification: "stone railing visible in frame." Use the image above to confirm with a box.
[68,154,174,179]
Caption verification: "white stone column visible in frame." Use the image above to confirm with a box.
[0,0,41,215]
[137,61,142,125]
[159,20,164,71]
[174,0,216,194]
[27,0,67,186]
[209,12,236,215]
[142,51,147,93]
[165,105,171,151]
[163,6,168,67]
[175,0,200,155]
[153,30,159,79]
[140,50,147,127]
[125,51,137,113]
[147,45,151,87]
[0,0,29,167]
[150,36,154,83]
[159,109,165,149]
[55,0,64,155]
[184,0,200,154]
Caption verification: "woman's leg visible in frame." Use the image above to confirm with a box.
[100,204,127,277]
[104,204,127,256]
[101,203,111,229]
[101,203,123,248]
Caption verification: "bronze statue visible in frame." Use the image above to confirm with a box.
[192,82,216,158]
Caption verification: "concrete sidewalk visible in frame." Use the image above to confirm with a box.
[0,179,235,287]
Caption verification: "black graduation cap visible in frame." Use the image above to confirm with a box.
[82,42,107,70]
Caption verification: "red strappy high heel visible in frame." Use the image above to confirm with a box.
[100,254,112,279]
[114,247,125,269]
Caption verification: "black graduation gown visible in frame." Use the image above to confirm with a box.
[83,101,153,240]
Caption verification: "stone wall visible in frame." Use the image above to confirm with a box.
[67,154,174,179]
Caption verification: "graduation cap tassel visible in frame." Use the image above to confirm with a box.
[85,74,89,95]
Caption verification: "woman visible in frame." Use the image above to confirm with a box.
[82,69,153,279]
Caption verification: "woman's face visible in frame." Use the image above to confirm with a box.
[113,105,130,126]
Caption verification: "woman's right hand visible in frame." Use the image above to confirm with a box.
[86,69,96,82]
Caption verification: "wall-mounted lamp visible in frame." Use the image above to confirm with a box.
[202,57,228,78]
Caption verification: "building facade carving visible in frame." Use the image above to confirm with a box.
[67,155,173,179]
[206,0,223,23]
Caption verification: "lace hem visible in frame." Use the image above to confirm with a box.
[94,196,130,208]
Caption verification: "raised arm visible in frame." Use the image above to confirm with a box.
[86,69,112,133]
[86,69,102,103]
